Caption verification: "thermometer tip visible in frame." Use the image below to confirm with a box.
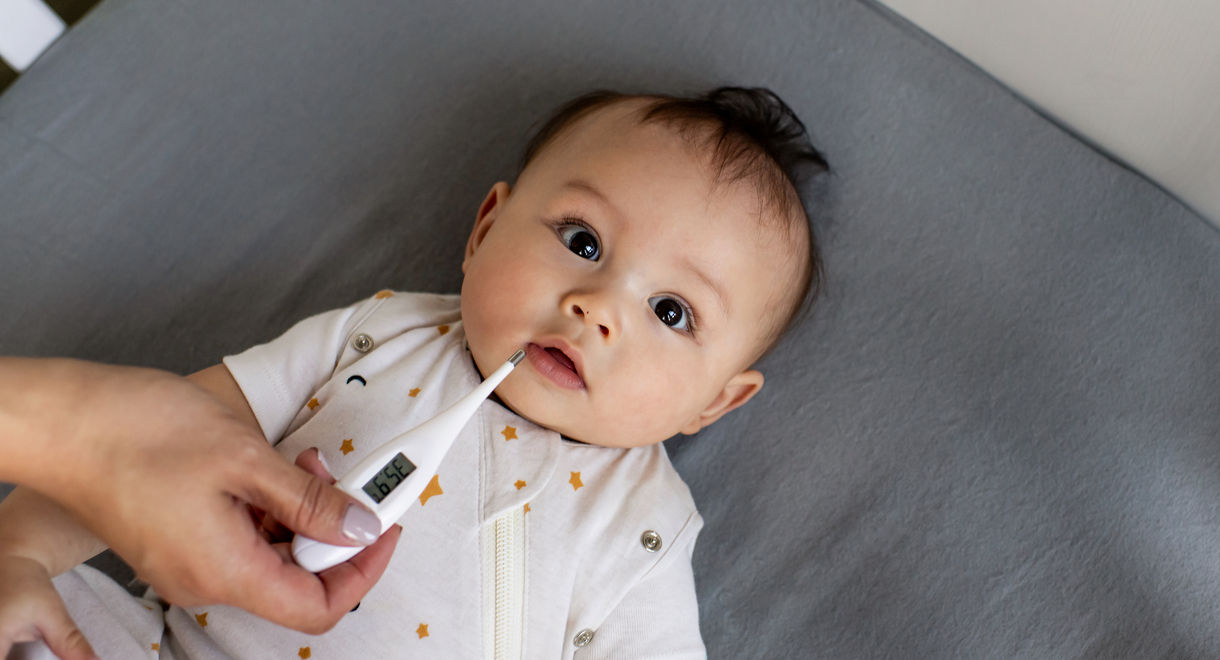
[508,349,526,366]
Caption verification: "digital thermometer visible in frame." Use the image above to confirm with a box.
[292,348,526,572]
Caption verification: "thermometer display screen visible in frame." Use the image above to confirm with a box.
[361,452,417,504]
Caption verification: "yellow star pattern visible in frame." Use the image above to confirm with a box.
[195,612,208,627]
[569,471,584,491]
[307,398,320,411]
[524,503,531,514]
[501,425,517,441]
[151,643,160,651]
[514,479,526,490]
[417,623,430,639]
[375,290,394,299]
[340,439,354,455]
[409,387,421,398]
[298,647,312,659]
[437,325,450,335]
[419,474,443,505]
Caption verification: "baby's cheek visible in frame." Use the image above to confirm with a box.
[463,261,528,329]
[605,378,700,445]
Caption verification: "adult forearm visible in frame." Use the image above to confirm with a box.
[0,358,93,487]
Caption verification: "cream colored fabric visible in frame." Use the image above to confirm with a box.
[879,0,1220,228]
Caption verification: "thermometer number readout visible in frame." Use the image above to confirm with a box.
[361,452,417,503]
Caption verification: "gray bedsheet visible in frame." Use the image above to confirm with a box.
[3,1,1219,657]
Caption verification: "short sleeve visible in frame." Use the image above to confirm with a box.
[222,297,378,443]
[574,513,707,660]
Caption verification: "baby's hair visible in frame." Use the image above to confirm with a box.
[518,87,829,353]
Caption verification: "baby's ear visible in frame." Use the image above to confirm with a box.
[680,369,764,435]
[463,182,512,272]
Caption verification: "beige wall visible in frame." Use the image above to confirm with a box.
[880,0,1220,229]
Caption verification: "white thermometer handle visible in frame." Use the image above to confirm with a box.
[292,349,524,572]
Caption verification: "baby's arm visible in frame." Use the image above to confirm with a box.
[580,513,706,659]
[0,487,106,578]
[0,487,104,660]
[585,555,706,659]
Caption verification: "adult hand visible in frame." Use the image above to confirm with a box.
[0,358,399,634]
[254,448,403,572]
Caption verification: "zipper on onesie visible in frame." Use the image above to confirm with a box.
[482,506,525,660]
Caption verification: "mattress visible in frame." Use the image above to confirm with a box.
[2,0,1218,657]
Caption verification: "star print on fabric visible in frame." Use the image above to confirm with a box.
[514,479,526,490]
[340,439,354,455]
[417,623,430,639]
[195,612,208,627]
[569,471,584,491]
[151,643,160,651]
[307,398,320,411]
[298,647,312,659]
[419,475,443,505]
[409,387,421,398]
[524,503,531,514]
[437,324,450,335]
[375,290,394,299]
[501,425,517,441]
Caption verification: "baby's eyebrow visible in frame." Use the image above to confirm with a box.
[562,179,620,218]
[679,254,729,317]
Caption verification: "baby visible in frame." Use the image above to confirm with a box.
[0,86,826,659]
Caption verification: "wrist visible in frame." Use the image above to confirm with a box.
[0,485,108,577]
[0,536,56,575]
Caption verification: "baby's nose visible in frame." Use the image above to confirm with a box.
[571,303,611,338]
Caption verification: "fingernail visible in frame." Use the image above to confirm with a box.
[342,504,381,544]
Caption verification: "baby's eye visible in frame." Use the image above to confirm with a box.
[556,223,600,261]
[649,296,693,332]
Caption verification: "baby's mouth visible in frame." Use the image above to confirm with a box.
[525,343,585,390]
[546,347,576,372]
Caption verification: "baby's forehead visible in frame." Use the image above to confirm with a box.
[534,107,785,225]
[544,99,802,218]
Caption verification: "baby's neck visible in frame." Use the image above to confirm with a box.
[465,342,586,445]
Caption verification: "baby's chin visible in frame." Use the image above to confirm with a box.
[470,347,673,448]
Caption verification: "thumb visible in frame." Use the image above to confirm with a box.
[235,447,381,548]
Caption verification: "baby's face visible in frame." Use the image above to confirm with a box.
[461,101,801,447]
